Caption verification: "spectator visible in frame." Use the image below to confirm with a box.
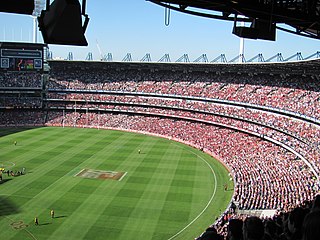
[227,219,243,240]
[197,226,224,240]
[281,207,308,240]
[302,210,320,240]
[264,220,280,240]
[243,216,264,240]
[311,195,320,212]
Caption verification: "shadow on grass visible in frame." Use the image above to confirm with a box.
[38,222,52,226]
[0,127,40,138]
[0,179,12,185]
[54,215,67,219]
[0,196,20,216]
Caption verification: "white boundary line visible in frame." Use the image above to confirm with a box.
[167,145,218,240]
[118,172,127,181]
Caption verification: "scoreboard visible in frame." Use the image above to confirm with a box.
[0,42,45,72]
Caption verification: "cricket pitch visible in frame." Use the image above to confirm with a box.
[75,169,127,181]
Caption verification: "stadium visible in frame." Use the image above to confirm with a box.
[1,56,320,239]
[1,0,320,240]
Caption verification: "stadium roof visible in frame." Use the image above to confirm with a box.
[48,58,320,77]
[148,0,320,40]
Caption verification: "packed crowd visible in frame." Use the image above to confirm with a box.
[198,194,320,240]
[47,66,320,119]
[0,72,42,88]
[0,71,43,109]
[0,97,42,108]
[47,92,320,147]
[46,92,320,175]
[0,110,44,126]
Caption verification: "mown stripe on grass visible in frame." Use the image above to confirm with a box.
[46,131,150,240]
[0,127,232,240]
[81,138,161,239]
[166,145,218,240]
[30,131,128,240]
[115,142,185,240]
[0,129,123,239]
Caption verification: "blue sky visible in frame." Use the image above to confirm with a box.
[0,0,319,61]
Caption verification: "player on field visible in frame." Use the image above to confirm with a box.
[51,209,55,218]
[34,217,39,225]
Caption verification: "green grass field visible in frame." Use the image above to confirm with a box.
[0,127,233,240]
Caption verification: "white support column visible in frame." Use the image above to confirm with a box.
[63,110,65,128]
[239,21,245,63]
[32,16,38,43]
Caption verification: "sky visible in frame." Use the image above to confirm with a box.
[0,0,319,62]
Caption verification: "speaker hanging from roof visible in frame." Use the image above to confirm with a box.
[0,0,34,15]
[38,0,89,46]
[233,18,276,41]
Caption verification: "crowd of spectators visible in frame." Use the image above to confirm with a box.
[0,110,44,126]
[46,91,320,175]
[0,71,43,109]
[0,72,42,88]
[0,97,42,108]
[47,92,320,147]
[202,194,320,240]
[47,66,320,119]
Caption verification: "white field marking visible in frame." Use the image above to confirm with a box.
[167,145,218,240]
[73,168,86,177]
[118,172,127,181]
[5,216,37,240]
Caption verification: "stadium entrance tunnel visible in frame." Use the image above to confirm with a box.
[0,195,20,216]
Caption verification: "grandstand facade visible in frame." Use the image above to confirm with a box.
[1,59,320,236]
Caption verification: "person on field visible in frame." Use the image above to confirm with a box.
[51,209,55,218]
[34,217,39,225]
